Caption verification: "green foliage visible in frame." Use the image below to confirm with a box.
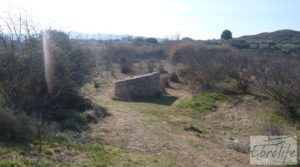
[177,92,226,112]
[221,29,232,40]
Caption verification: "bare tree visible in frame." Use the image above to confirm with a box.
[226,54,257,93]
[0,12,42,109]
[258,57,300,116]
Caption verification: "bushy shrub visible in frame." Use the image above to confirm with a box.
[0,109,37,142]
[0,17,94,122]
[0,108,60,142]
[0,15,99,140]
[62,117,83,131]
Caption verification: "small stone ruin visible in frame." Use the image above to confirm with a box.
[114,72,160,101]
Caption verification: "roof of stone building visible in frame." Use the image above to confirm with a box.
[115,72,159,83]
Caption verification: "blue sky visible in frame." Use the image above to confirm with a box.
[1,0,300,39]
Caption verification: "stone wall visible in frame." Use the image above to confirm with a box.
[115,72,160,101]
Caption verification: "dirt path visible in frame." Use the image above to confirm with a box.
[85,86,260,167]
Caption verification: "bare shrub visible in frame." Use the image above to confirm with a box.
[225,53,257,93]
[102,42,164,75]
[167,43,233,89]
[0,109,37,142]
[258,57,300,116]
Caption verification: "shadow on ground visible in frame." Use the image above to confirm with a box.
[136,95,178,106]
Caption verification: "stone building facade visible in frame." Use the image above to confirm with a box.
[114,72,160,101]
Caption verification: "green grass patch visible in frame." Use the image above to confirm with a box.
[177,92,226,112]
[108,92,227,119]
[267,113,293,125]
[0,139,176,167]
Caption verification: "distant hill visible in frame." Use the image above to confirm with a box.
[237,29,300,45]
[68,32,164,42]
[68,31,132,41]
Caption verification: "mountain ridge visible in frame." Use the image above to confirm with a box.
[237,29,300,44]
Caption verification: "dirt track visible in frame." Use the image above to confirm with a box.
[83,85,268,167]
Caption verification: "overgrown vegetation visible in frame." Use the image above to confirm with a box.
[167,41,300,119]
[0,14,98,142]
